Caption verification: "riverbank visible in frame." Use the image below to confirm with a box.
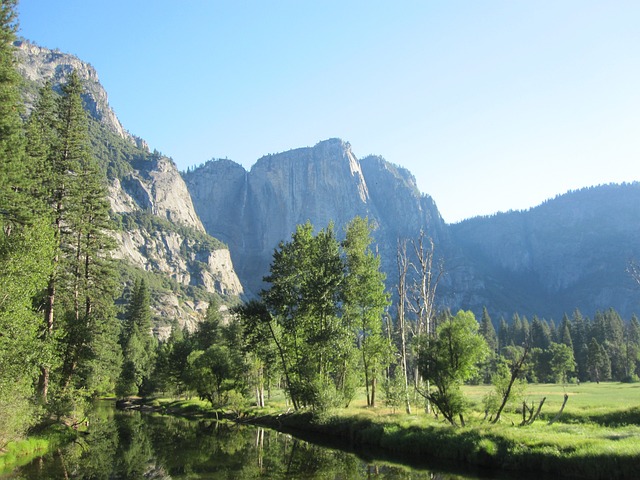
[0,425,73,475]
[139,384,640,479]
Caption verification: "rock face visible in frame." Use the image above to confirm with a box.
[14,40,134,143]
[113,154,205,232]
[15,40,242,334]
[185,139,447,296]
[450,183,640,319]
[186,139,640,321]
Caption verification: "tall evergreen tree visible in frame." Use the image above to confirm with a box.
[623,315,640,380]
[498,317,509,351]
[479,307,498,353]
[571,309,589,381]
[0,0,56,443]
[0,0,28,227]
[117,278,154,397]
[38,72,122,404]
[559,314,573,349]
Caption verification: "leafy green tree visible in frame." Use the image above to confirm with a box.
[482,350,527,421]
[262,222,352,410]
[154,326,194,396]
[416,310,488,426]
[342,217,391,407]
[188,346,235,407]
[233,300,280,407]
[0,224,55,445]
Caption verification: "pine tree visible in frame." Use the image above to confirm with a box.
[479,307,498,353]
[571,309,589,381]
[0,0,28,227]
[117,278,155,397]
[25,82,61,401]
[43,72,121,401]
[559,314,573,349]
[0,0,56,443]
[498,317,509,351]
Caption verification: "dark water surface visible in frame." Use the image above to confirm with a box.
[6,403,513,479]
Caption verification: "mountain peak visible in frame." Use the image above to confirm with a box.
[14,39,133,143]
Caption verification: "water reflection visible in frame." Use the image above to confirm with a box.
[8,403,489,479]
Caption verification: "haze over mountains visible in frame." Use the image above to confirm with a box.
[16,39,640,326]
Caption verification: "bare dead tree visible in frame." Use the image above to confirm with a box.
[521,397,546,426]
[407,231,444,413]
[548,393,569,425]
[396,238,412,414]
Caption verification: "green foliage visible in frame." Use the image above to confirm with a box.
[382,369,407,413]
[0,2,60,444]
[256,219,394,411]
[342,217,392,407]
[548,342,576,384]
[117,278,155,397]
[482,355,527,419]
[416,310,489,425]
[261,221,355,410]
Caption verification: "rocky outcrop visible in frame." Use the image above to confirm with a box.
[14,40,132,142]
[185,138,640,321]
[114,154,206,232]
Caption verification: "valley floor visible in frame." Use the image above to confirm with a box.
[142,382,640,479]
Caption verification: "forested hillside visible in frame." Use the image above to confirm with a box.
[450,183,640,319]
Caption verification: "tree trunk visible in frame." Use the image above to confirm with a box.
[370,376,376,407]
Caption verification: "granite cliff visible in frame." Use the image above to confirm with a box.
[184,139,448,297]
[185,141,640,321]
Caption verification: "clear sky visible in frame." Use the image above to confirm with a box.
[17,1,640,223]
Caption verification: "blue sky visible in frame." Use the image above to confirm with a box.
[17,1,640,223]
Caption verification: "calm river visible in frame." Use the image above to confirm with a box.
[6,403,514,479]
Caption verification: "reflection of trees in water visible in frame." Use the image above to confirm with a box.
[15,405,462,479]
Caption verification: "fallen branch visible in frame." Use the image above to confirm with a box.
[548,393,569,425]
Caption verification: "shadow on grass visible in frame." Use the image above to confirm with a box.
[561,406,640,426]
